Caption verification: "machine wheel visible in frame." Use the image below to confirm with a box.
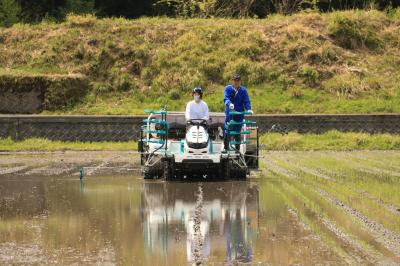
[163,160,175,181]
[235,166,247,180]
[223,160,231,180]
[143,167,153,180]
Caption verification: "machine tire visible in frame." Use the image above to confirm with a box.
[236,167,247,180]
[163,160,175,181]
[223,160,231,180]
[143,167,153,180]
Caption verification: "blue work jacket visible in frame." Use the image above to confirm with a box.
[223,85,251,132]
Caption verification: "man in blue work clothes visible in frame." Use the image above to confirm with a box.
[223,74,253,151]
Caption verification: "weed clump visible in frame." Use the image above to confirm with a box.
[323,73,379,98]
[328,10,386,50]
[298,65,319,86]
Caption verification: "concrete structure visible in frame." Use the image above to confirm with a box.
[0,114,399,141]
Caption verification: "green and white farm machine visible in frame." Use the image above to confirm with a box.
[138,109,259,180]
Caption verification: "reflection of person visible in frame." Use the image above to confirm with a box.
[223,74,253,151]
[141,182,257,264]
[185,87,209,121]
[224,209,252,263]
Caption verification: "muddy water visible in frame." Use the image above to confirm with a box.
[0,151,399,265]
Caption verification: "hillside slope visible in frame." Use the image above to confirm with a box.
[0,10,399,114]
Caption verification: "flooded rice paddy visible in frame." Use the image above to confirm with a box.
[0,151,399,265]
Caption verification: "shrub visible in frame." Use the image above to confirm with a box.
[223,59,267,85]
[45,74,90,110]
[114,73,135,92]
[141,67,157,86]
[323,73,371,98]
[168,89,181,100]
[92,81,112,95]
[249,63,267,85]
[66,14,97,28]
[199,57,223,82]
[60,0,96,17]
[328,11,385,50]
[306,43,341,64]
[0,0,20,27]
[223,58,251,84]
[298,65,319,86]
[277,74,294,90]
[288,85,303,98]
[152,71,206,92]
[265,67,280,81]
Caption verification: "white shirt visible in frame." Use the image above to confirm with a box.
[185,100,209,121]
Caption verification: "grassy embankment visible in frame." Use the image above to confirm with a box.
[1,9,400,114]
[1,131,399,151]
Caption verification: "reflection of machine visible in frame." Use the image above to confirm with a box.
[138,109,259,180]
[140,182,259,264]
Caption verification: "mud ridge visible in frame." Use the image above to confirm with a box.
[316,188,400,258]
[192,183,204,265]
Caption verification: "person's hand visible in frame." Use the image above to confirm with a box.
[229,103,234,110]
[248,110,254,115]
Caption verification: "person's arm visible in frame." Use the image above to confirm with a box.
[224,86,232,107]
[244,89,251,111]
[202,102,209,120]
[185,102,191,121]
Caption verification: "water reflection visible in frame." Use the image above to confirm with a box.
[140,181,259,264]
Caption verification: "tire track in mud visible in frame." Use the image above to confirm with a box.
[83,154,126,176]
[264,156,300,179]
[268,153,334,181]
[357,190,400,216]
[272,152,400,217]
[264,155,400,264]
[316,188,400,259]
[279,151,400,179]
[24,165,77,176]
[0,151,141,177]
[328,152,400,178]
[273,180,382,265]
[318,217,395,265]
[192,183,204,266]
[350,152,400,172]
[0,166,30,175]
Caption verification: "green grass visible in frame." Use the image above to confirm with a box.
[1,131,399,151]
[1,10,400,114]
[0,138,136,151]
[261,130,400,150]
[46,83,400,115]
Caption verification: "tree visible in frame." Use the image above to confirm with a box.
[60,0,96,16]
[0,0,21,27]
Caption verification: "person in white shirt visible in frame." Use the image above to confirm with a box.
[185,87,209,122]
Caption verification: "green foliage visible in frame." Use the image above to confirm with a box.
[223,59,267,85]
[2,11,400,114]
[0,73,89,111]
[0,0,20,27]
[168,89,181,100]
[276,74,295,90]
[60,0,96,17]
[66,13,97,27]
[328,10,386,50]
[260,131,400,151]
[0,137,137,151]
[323,73,370,98]
[114,73,136,92]
[287,85,303,98]
[155,0,263,18]
[2,130,399,152]
[92,81,112,95]
[298,65,319,86]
